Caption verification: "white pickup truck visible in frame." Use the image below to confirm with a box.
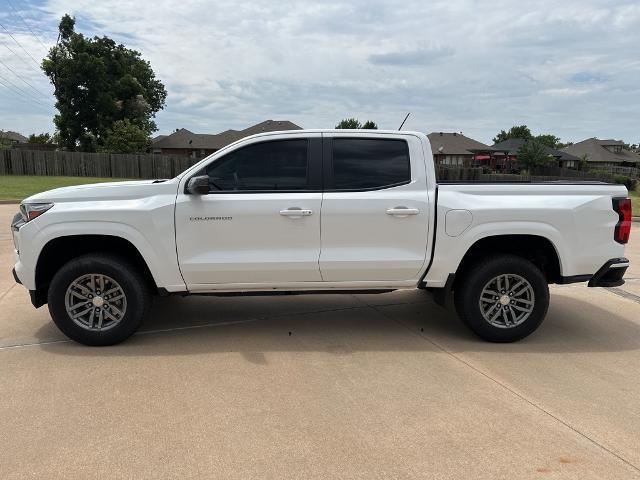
[11,130,632,345]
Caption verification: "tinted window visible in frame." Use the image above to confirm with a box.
[331,138,410,190]
[205,139,308,191]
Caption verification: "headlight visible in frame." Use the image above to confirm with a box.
[19,202,54,222]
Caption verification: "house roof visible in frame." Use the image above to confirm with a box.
[492,138,581,162]
[426,132,495,155]
[562,138,640,164]
[153,120,302,150]
[0,130,27,143]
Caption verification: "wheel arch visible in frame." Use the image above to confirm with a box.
[35,234,158,294]
[453,234,562,290]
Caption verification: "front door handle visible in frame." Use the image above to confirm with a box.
[280,208,313,217]
[386,207,420,216]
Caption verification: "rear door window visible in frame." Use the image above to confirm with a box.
[330,138,410,190]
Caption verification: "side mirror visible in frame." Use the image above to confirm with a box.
[186,175,210,195]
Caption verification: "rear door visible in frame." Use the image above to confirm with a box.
[319,134,430,282]
[175,134,323,288]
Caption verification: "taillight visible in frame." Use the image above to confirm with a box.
[613,198,632,244]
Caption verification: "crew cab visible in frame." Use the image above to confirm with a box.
[10,130,632,345]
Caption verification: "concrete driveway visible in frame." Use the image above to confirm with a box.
[1,203,639,479]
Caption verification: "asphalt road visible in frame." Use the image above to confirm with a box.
[1,203,639,479]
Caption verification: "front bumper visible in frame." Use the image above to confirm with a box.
[12,267,21,285]
[588,257,629,288]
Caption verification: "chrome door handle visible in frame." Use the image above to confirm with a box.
[280,208,313,217]
[386,207,420,216]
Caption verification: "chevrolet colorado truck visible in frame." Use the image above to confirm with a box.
[11,130,632,345]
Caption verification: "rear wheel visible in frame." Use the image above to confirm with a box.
[48,254,152,346]
[454,255,549,342]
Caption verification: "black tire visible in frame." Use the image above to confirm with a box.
[48,254,152,346]
[454,255,549,342]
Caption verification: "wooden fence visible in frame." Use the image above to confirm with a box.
[0,148,630,184]
[0,149,200,179]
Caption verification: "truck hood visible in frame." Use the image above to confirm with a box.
[23,179,180,203]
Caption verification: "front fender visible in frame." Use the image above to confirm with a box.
[23,220,185,292]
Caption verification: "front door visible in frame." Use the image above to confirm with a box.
[175,134,323,289]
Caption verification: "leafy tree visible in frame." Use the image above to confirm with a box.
[27,133,54,144]
[42,14,167,151]
[336,118,362,129]
[578,154,590,171]
[493,125,533,144]
[336,118,378,129]
[97,119,150,154]
[517,140,553,173]
[534,134,561,149]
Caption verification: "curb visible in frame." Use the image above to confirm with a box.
[0,200,20,205]
[634,216,640,223]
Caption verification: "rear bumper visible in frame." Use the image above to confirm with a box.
[588,257,629,288]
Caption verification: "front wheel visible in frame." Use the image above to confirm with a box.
[48,254,152,346]
[454,255,549,342]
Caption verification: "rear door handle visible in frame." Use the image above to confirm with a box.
[386,207,420,216]
[280,208,313,217]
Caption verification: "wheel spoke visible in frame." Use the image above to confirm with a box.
[71,306,93,319]
[512,304,533,313]
[107,304,124,318]
[65,273,127,332]
[489,305,502,322]
[513,297,533,306]
[479,273,535,329]
[103,309,119,322]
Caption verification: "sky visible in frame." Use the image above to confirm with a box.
[0,0,638,145]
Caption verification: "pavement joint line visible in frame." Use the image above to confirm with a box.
[605,287,640,305]
[0,299,428,351]
[0,283,17,303]
[369,304,640,476]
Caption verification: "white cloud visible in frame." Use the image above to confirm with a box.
[0,0,638,144]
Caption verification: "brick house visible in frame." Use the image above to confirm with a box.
[0,130,27,148]
[152,120,302,158]
[427,132,497,167]
[562,138,640,168]
[492,138,582,170]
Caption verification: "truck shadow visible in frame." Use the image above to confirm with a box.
[34,289,640,357]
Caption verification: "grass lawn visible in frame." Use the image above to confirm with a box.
[0,175,129,201]
[630,187,640,215]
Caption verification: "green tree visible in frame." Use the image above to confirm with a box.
[534,134,561,149]
[578,154,590,171]
[27,133,54,144]
[517,140,553,173]
[336,118,378,129]
[493,125,533,144]
[336,118,362,129]
[97,119,150,154]
[42,14,167,151]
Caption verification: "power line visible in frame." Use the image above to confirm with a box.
[0,22,42,68]
[0,84,53,111]
[0,55,50,99]
[6,0,50,51]
[0,37,42,74]
[0,71,52,110]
